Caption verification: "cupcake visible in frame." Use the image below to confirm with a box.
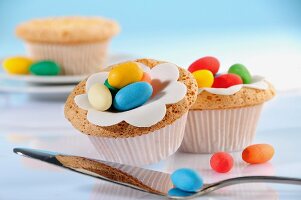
[16,16,120,75]
[180,57,276,153]
[64,58,198,166]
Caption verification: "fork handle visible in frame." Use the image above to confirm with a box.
[207,176,301,193]
[171,176,301,199]
[217,176,301,186]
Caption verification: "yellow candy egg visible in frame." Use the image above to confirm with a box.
[88,83,112,111]
[2,57,33,75]
[192,69,214,88]
[108,62,143,89]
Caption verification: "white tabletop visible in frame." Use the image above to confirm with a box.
[0,91,301,200]
[1,31,301,200]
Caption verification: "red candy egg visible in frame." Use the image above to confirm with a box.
[188,56,220,75]
[212,74,243,88]
[210,152,234,173]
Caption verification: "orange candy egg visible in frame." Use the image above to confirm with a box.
[242,144,275,164]
[141,72,152,84]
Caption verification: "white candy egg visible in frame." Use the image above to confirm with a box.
[88,83,112,111]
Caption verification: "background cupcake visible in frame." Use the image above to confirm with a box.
[180,57,276,153]
[64,58,198,166]
[16,16,120,75]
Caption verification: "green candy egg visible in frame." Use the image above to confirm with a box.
[228,64,252,84]
[104,79,119,96]
[30,60,61,76]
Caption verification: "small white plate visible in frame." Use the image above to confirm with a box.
[0,73,86,84]
[0,81,75,100]
[0,84,75,94]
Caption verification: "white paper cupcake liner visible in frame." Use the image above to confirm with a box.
[88,113,188,166]
[180,104,263,153]
[25,41,108,75]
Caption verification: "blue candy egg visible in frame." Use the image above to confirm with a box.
[171,168,203,192]
[113,82,153,111]
[168,188,195,197]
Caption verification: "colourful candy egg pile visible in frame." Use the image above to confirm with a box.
[2,56,61,76]
[188,56,253,88]
[88,62,153,112]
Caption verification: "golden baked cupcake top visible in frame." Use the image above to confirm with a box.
[65,59,198,138]
[191,83,275,110]
[16,16,120,44]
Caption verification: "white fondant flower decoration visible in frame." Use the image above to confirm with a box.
[198,75,269,95]
[74,62,187,127]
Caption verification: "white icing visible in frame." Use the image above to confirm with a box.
[198,75,269,95]
[74,62,187,127]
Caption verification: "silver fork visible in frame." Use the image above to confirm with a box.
[14,148,301,199]
[169,176,301,199]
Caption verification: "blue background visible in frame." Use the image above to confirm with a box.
[1,0,301,89]
[1,0,301,54]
